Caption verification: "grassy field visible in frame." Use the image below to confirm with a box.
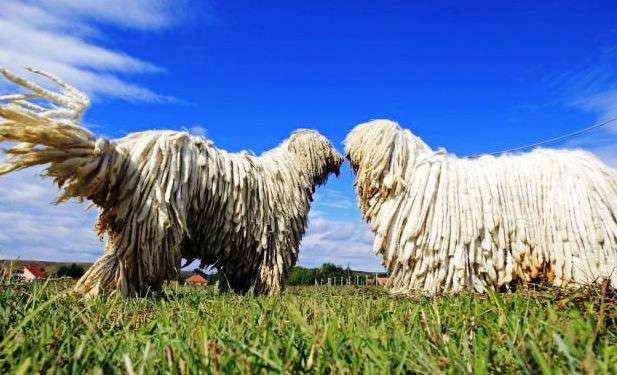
[0,280,616,374]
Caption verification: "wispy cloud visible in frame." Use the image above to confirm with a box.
[0,0,188,102]
[0,168,101,262]
[572,90,617,126]
[312,189,355,210]
[0,1,197,262]
[556,43,617,167]
[299,216,383,272]
[32,0,189,30]
[298,188,383,271]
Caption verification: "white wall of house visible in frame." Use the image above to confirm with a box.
[22,268,37,282]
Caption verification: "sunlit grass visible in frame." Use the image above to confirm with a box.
[0,280,615,373]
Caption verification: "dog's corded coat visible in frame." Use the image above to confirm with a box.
[0,68,343,296]
[345,120,617,295]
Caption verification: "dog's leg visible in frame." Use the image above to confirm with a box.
[75,228,182,297]
[74,241,123,297]
[253,259,286,295]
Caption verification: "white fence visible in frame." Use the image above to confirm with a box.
[313,274,383,286]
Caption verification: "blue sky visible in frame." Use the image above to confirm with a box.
[1,0,616,271]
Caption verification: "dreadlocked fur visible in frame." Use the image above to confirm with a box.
[345,119,617,295]
[0,68,343,297]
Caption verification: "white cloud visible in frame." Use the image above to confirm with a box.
[556,45,617,167]
[298,188,383,271]
[33,0,188,30]
[299,217,384,272]
[0,0,186,101]
[312,188,355,210]
[572,90,617,128]
[0,1,194,262]
[0,168,102,262]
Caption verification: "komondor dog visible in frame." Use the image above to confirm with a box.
[0,68,343,297]
[344,119,617,295]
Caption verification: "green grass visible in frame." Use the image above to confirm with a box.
[0,280,616,374]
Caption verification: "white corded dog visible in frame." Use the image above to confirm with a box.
[345,119,617,295]
[0,68,343,297]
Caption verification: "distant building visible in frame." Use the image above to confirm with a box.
[367,277,388,286]
[22,265,47,281]
[185,274,208,285]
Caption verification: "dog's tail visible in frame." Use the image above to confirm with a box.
[0,68,120,206]
[0,68,130,297]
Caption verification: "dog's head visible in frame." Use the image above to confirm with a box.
[287,129,343,185]
[343,119,430,206]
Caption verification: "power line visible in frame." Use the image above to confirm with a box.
[465,116,617,158]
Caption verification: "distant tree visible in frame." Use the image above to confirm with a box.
[287,263,368,285]
[288,266,316,285]
[206,274,218,284]
[317,263,348,279]
[56,263,85,278]
[318,263,341,275]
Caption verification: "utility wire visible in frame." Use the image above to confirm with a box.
[465,116,617,158]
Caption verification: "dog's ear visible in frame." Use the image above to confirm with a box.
[379,131,409,197]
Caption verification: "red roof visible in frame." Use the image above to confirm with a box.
[186,274,207,284]
[24,264,47,279]
[368,277,388,286]
[376,277,388,286]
